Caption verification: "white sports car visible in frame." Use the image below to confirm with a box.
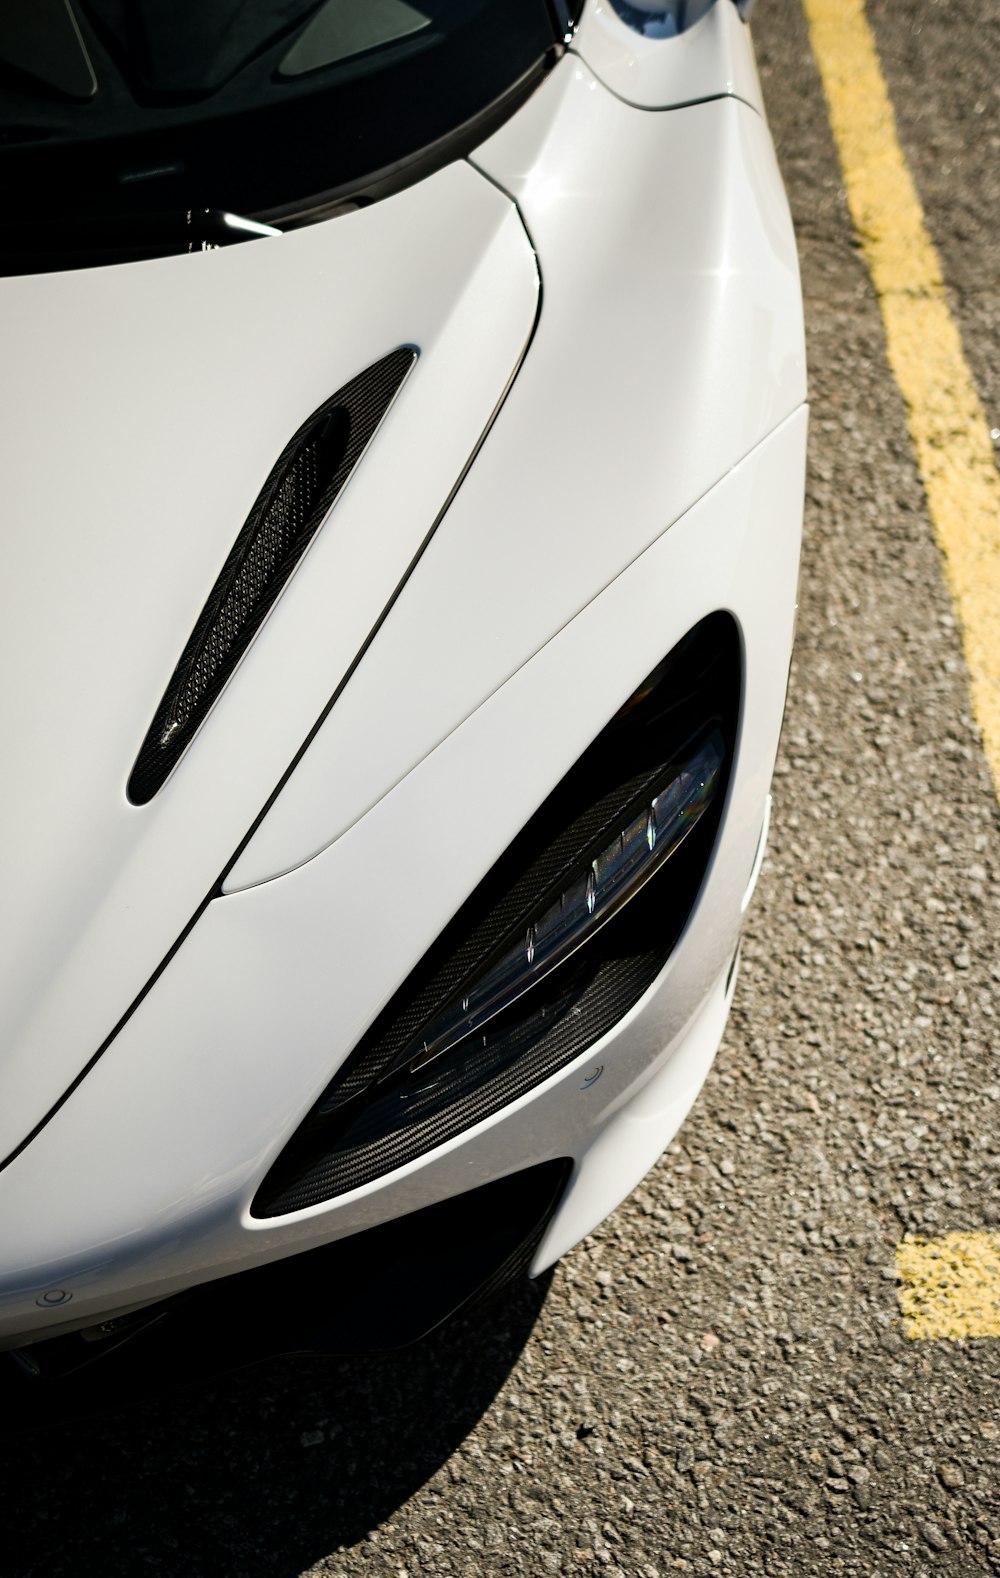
[0,0,805,1404]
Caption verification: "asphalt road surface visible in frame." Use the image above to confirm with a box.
[4,2,999,1574]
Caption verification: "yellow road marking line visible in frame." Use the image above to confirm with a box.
[895,1232,1000,1340]
[801,0,1000,799]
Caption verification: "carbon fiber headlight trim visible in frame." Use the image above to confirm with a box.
[253,612,740,1217]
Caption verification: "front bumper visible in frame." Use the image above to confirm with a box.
[0,405,806,1351]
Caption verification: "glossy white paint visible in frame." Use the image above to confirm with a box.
[0,407,806,1345]
[0,12,807,1349]
[227,63,805,890]
[532,947,737,1274]
[572,0,764,113]
[0,164,538,1164]
[742,792,771,913]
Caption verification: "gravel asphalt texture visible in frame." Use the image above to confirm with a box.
[3,2,998,1574]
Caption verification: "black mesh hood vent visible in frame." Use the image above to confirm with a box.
[253,613,741,1218]
[127,346,416,804]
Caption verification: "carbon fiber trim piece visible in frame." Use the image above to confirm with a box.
[253,614,740,1218]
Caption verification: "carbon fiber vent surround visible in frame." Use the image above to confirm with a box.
[253,614,741,1218]
[127,346,416,803]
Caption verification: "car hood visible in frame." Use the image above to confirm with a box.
[0,160,539,1165]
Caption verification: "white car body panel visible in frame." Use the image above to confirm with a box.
[533,948,736,1274]
[572,0,764,112]
[0,406,806,1342]
[226,65,805,890]
[0,164,538,1165]
[0,4,809,1354]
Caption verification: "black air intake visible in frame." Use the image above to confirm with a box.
[127,346,416,803]
[0,1162,571,1423]
[253,614,741,1219]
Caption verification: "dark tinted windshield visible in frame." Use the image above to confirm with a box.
[0,0,566,271]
